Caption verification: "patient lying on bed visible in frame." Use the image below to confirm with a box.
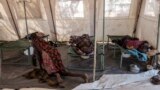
[113,36,158,69]
[69,34,94,56]
[24,32,88,88]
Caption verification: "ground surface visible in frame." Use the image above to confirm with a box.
[0,45,129,90]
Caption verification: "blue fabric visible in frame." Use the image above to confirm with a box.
[127,49,148,62]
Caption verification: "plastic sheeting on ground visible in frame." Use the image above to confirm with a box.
[73,70,159,90]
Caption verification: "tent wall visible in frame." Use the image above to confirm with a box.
[53,0,95,41]
[0,0,140,41]
[0,0,19,41]
[0,0,57,41]
[10,0,56,40]
[96,0,140,41]
[53,0,140,41]
[136,0,159,48]
[0,0,158,44]
[0,0,95,41]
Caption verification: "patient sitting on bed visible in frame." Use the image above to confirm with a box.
[24,32,88,88]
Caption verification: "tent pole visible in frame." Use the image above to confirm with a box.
[132,0,143,37]
[93,0,97,36]
[49,0,57,41]
[0,49,2,83]
[133,0,143,37]
[157,5,160,49]
[23,1,29,35]
[6,0,21,39]
[102,0,105,70]
[93,0,97,81]
[23,0,31,65]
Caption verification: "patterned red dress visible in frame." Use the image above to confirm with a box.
[32,36,65,74]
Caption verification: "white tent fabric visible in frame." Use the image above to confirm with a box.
[73,70,159,90]
[0,0,159,48]
[136,0,160,48]
[0,0,141,41]
[55,0,94,41]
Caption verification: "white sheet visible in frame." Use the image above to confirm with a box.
[73,70,159,90]
[24,46,34,56]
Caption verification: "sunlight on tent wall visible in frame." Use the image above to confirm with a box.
[137,0,159,48]
[55,0,91,41]
[16,0,42,19]
[105,0,131,17]
[55,0,137,41]
[144,0,156,17]
[0,1,18,41]
[58,0,84,18]
[13,0,52,39]
[96,0,138,41]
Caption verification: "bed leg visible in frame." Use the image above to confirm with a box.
[113,46,116,58]
[0,49,3,83]
[120,53,123,68]
[27,47,31,65]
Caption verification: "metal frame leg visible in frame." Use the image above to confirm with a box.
[113,46,116,58]
[153,55,158,68]
[101,54,105,70]
[107,36,109,48]
[0,49,3,82]
[120,53,123,68]
[27,47,31,65]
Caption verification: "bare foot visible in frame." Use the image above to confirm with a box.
[56,73,64,83]
[82,73,88,83]
[57,77,64,83]
[58,83,65,88]
[47,79,58,86]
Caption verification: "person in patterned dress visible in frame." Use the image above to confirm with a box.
[27,32,88,86]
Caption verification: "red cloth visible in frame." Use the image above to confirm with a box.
[32,36,65,74]
[126,40,143,49]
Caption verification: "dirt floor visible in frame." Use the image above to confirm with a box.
[0,45,130,90]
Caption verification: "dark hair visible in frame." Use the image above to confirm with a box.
[49,41,58,47]
[25,32,38,40]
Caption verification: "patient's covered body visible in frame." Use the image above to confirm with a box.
[24,32,89,88]
[112,36,157,62]
[30,32,65,74]
[69,34,94,56]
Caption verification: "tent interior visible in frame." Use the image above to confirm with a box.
[0,0,160,90]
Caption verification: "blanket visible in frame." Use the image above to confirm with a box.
[73,70,159,90]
